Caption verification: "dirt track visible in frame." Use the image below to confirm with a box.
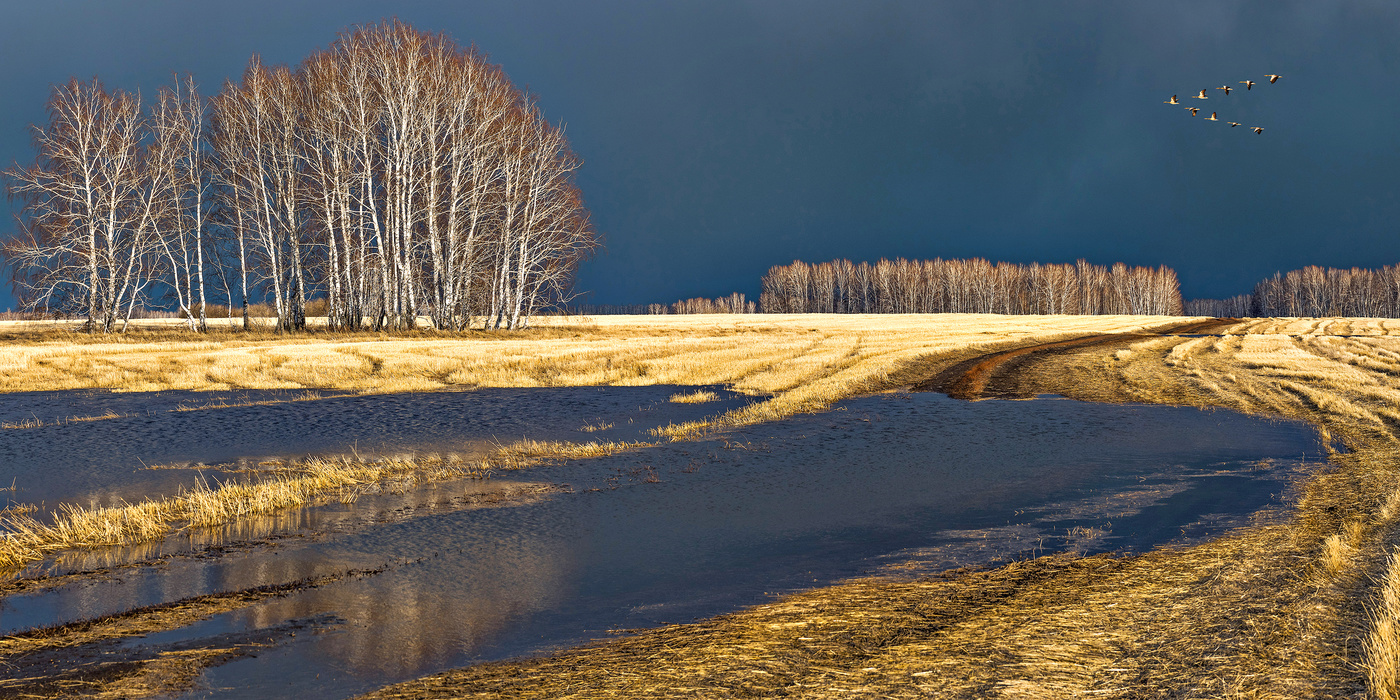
[914,318,1240,400]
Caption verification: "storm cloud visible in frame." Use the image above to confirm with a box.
[2,0,1397,309]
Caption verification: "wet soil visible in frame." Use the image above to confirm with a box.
[914,318,1238,399]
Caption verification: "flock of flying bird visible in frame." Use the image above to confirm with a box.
[1163,74,1282,134]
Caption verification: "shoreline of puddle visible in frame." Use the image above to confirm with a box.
[0,388,1328,700]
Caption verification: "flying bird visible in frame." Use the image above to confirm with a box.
[1205,112,1219,121]
[1240,80,1255,90]
[1185,107,1200,116]
[1193,89,1210,99]
[1216,85,1233,95]
[1251,126,1264,134]
[1265,74,1281,83]
[1164,94,1179,104]
[1227,121,1241,127]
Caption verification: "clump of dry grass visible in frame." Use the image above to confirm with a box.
[1,409,130,430]
[0,436,653,571]
[480,439,648,471]
[173,390,325,412]
[1321,533,1352,578]
[0,455,483,570]
[1368,549,1400,700]
[668,389,718,403]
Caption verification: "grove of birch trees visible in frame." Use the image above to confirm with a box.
[570,293,756,316]
[1248,265,1400,317]
[3,20,596,332]
[1179,266,1400,318]
[760,258,1183,315]
[1182,295,1252,318]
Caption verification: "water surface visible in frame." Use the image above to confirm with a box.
[0,386,745,508]
[0,391,1323,699]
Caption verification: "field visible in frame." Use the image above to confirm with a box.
[357,316,1400,700]
[0,314,1178,397]
[5,314,1400,698]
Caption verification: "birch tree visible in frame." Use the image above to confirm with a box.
[4,79,155,332]
[760,258,1183,316]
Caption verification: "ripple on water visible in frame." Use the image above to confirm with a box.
[0,391,1324,700]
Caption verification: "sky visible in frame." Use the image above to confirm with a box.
[1,0,1398,310]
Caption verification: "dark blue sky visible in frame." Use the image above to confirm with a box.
[2,0,1398,309]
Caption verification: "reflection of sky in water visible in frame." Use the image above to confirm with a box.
[0,386,747,508]
[1,393,1324,699]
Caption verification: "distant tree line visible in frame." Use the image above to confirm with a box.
[568,293,755,316]
[2,20,595,333]
[668,293,756,314]
[1182,295,1252,317]
[1187,265,1400,318]
[1251,265,1400,317]
[759,258,1183,315]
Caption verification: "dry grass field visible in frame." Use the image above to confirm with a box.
[0,314,1178,570]
[11,315,1400,698]
[0,314,1177,397]
[0,314,1185,568]
[360,317,1400,700]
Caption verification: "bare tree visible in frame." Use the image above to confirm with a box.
[4,79,157,332]
[760,258,1183,316]
[148,75,211,331]
[7,21,597,332]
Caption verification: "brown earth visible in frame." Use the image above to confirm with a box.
[914,318,1239,399]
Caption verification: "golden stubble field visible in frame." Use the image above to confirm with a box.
[363,316,1400,700]
[0,314,1178,396]
[9,314,1400,699]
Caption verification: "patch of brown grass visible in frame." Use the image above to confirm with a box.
[1369,549,1400,700]
[362,316,1400,699]
[361,536,1318,700]
[0,436,654,572]
[0,455,485,571]
[0,571,362,657]
[480,439,650,471]
[0,314,1188,399]
[668,389,718,404]
[1,409,131,430]
[172,390,326,412]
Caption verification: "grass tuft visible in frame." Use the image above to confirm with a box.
[668,389,719,404]
[480,439,649,471]
[0,436,656,571]
[1369,549,1400,700]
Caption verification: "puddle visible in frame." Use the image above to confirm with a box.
[0,391,1325,699]
[0,386,748,509]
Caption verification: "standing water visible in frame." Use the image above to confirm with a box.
[0,390,1324,699]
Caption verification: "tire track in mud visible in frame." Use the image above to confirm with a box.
[0,567,390,699]
[914,318,1240,400]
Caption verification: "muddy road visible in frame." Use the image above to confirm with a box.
[915,318,1239,399]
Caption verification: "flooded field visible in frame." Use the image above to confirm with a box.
[0,386,744,508]
[0,388,1324,699]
